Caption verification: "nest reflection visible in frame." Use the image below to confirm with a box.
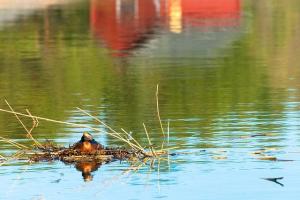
[75,161,102,182]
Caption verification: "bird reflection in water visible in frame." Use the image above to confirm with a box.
[75,161,102,182]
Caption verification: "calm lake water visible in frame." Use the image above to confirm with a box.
[1,0,300,199]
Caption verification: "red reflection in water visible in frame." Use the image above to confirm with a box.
[175,0,240,27]
[90,0,240,56]
[90,0,158,56]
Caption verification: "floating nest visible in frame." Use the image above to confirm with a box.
[0,86,174,181]
[28,140,147,164]
[0,87,175,181]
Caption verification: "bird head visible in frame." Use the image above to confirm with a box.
[81,132,93,142]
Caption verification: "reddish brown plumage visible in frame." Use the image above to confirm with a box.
[75,161,101,182]
[73,132,103,153]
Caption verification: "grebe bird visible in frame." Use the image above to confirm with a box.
[73,132,103,153]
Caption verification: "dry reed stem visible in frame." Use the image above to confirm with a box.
[0,93,173,165]
[129,160,147,173]
[76,107,143,151]
[76,107,144,152]
[167,120,170,145]
[5,100,43,149]
[160,140,165,151]
[166,120,171,169]
[158,157,161,174]
[5,100,28,132]
[143,123,157,157]
[157,158,162,192]
[156,84,165,137]
[121,128,145,151]
[99,158,148,192]
[0,154,7,160]
[156,85,166,152]
[0,139,24,150]
[157,168,161,193]
[150,158,155,169]
[0,107,144,151]
[0,136,29,149]
[11,151,25,159]
[0,151,25,166]
[25,109,43,148]
[120,158,150,178]
[76,107,117,134]
[0,108,106,132]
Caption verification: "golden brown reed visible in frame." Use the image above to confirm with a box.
[0,85,172,173]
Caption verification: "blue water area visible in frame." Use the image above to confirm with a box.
[1,0,300,199]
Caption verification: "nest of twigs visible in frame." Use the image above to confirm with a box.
[28,142,150,164]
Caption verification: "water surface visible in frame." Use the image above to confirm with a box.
[1,0,300,199]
